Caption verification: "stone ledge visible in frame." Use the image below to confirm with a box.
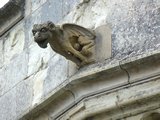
[0,0,25,37]
[120,50,160,83]
[60,77,160,120]
[18,50,160,120]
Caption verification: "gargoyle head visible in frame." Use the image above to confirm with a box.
[32,21,55,48]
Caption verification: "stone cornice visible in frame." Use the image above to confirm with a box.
[61,77,160,120]
[19,50,160,120]
[0,0,25,37]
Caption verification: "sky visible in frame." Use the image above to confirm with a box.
[0,0,9,8]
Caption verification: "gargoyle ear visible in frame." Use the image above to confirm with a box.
[33,24,37,29]
[47,21,55,29]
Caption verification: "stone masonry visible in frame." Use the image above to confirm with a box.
[0,0,160,120]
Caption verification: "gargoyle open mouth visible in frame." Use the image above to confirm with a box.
[36,39,48,48]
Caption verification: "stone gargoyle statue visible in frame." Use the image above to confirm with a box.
[32,21,96,67]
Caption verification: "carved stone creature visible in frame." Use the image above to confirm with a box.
[32,21,96,67]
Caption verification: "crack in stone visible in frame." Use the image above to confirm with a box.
[119,61,131,85]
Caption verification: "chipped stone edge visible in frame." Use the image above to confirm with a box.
[18,50,160,120]
[0,0,25,37]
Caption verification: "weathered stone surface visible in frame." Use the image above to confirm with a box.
[0,39,4,68]
[27,43,51,77]
[33,113,49,120]
[40,0,80,23]
[95,24,112,61]
[69,66,128,99]
[0,68,5,96]
[2,22,25,65]
[1,0,160,120]
[126,115,143,120]
[31,0,47,12]
[3,52,28,97]
[19,52,160,120]
[41,0,63,23]
[0,0,24,36]
[15,78,33,117]
[0,78,32,120]
[25,8,42,47]
[32,69,47,106]
[0,88,16,120]
[44,91,75,119]
[60,78,160,120]
[62,0,80,17]
[120,52,160,82]
[68,61,78,77]
[65,0,160,60]
[120,110,160,120]
[24,0,32,16]
[43,55,68,96]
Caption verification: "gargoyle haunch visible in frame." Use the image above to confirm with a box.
[32,21,96,67]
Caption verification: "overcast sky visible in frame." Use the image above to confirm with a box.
[0,0,9,8]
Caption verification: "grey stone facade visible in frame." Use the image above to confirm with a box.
[0,0,160,120]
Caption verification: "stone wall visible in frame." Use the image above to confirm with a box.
[0,0,160,120]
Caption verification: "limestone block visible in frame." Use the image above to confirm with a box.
[64,78,160,120]
[123,115,142,120]
[0,39,4,68]
[44,91,75,119]
[15,78,33,117]
[24,0,32,16]
[95,25,112,62]
[41,1,63,23]
[68,61,78,77]
[67,0,160,59]
[29,0,63,25]
[120,54,160,82]
[32,69,47,106]
[0,78,32,120]
[34,113,49,120]
[31,0,47,12]
[0,88,16,120]
[4,52,28,96]
[0,68,5,96]
[25,8,42,47]
[3,22,25,65]
[69,65,128,100]
[40,0,79,23]
[28,43,52,77]
[62,0,80,17]
[43,55,68,96]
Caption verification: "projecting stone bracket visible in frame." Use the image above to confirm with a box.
[94,24,112,62]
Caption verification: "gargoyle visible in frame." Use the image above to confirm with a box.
[32,21,96,67]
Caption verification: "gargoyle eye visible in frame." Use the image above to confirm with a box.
[32,30,36,35]
[41,28,47,32]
